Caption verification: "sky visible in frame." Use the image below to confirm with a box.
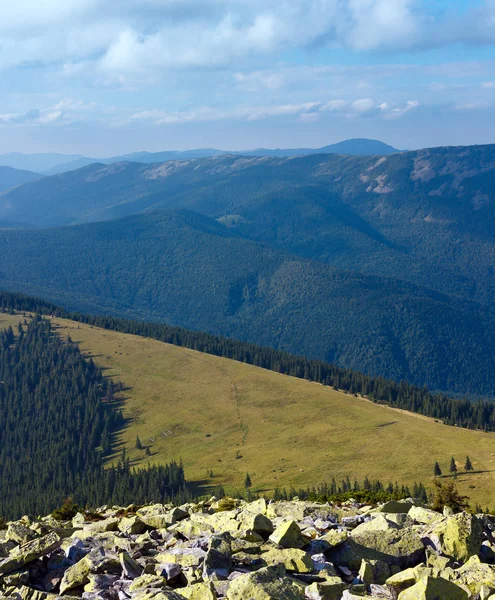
[1,0,495,155]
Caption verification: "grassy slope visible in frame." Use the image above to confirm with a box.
[50,317,495,507]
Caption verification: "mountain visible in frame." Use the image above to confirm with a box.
[0,152,83,173]
[3,144,495,307]
[41,138,398,174]
[1,209,495,396]
[0,165,40,193]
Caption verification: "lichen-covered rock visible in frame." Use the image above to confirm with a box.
[261,547,313,572]
[385,564,430,595]
[305,578,347,599]
[238,512,274,536]
[269,521,305,549]
[397,575,468,599]
[0,532,62,574]
[328,528,425,569]
[59,556,92,594]
[179,581,217,599]
[433,512,483,562]
[203,532,232,580]
[445,555,495,596]
[129,574,167,592]
[408,506,444,526]
[226,564,305,599]
[378,501,413,514]
[351,515,400,535]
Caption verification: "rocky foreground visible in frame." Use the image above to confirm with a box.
[1,497,495,599]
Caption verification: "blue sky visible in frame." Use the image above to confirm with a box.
[1,0,495,155]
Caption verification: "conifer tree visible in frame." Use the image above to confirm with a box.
[450,457,457,478]
[135,435,143,450]
[244,473,252,489]
[464,456,473,472]
[434,461,442,477]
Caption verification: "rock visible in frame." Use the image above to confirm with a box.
[385,564,430,595]
[397,575,468,599]
[119,551,143,579]
[269,521,305,549]
[83,573,118,592]
[434,512,483,562]
[156,548,206,568]
[203,532,232,580]
[6,524,37,544]
[226,564,305,599]
[129,574,167,592]
[238,512,274,536]
[378,501,413,514]
[408,506,444,526]
[305,578,348,600]
[180,581,218,599]
[118,516,147,535]
[446,555,495,596]
[59,556,93,594]
[0,532,62,574]
[261,548,313,573]
[328,528,425,569]
[351,515,400,535]
[65,538,89,563]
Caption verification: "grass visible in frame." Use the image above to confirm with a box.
[43,317,495,509]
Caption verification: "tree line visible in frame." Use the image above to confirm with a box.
[2,290,495,432]
[0,315,188,519]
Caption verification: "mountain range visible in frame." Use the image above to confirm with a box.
[0,138,398,175]
[1,142,495,396]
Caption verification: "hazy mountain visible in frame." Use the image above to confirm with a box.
[0,152,83,173]
[1,209,494,396]
[3,144,495,306]
[41,138,398,175]
[0,166,40,193]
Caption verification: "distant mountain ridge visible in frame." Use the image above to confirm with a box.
[0,138,399,175]
[1,209,494,396]
[0,165,40,194]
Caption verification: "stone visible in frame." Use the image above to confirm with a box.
[378,501,413,514]
[156,547,206,568]
[328,528,425,570]
[434,512,483,562]
[7,524,37,544]
[408,506,444,526]
[129,574,167,592]
[319,529,348,549]
[305,579,348,600]
[118,516,147,535]
[238,512,274,536]
[226,564,306,599]
[385,564,430,595]
[351,515,400,535]
[203,532,232,580]
[180,581,218,599]
[269,521,305,549]
[446,555,495,597]
[261,548,313,572]
[59,556,93,594]
[119,551,143,579]
[397,575,468,600]
[0,532,62,574]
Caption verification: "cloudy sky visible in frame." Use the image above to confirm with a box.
[1,0,495,155]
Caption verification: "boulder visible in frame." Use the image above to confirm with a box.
[180,581,217,599]
[305,579,348,600]
[385,564,430,595]
[261,548,313,573]
[59,556,93,594]
[408,507,444,526]
[269,521,305,549]
[377,501,413,514]
[238,512,274,536]
[119,550,143,579]
[351,515,400,536]
[129,574,167,592]
[0,532,62,574]
[446,555,495,596]
[203,533,232,580]
[434,512,483,562]
[118,516,147,535]
[397,575,468,599]
[225,564,305,599]
[328,528,425,569]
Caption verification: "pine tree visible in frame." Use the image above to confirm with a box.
[244,473,252,489]
[135,435,143,450]
[464,456,473,472]
[450,457,457,478]
[434,461,442,477]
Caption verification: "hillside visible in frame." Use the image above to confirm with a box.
[2,144,495,306]
[1,210,495,395]
[38,314,495,508]
[0,165,40,194]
